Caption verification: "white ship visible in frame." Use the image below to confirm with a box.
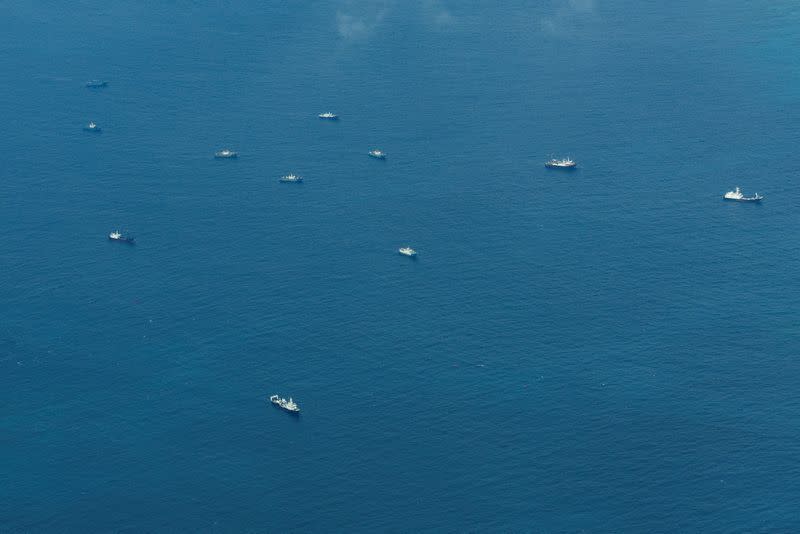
[279,174,303,183]
[545,157,576,168]
[270,394,300,414]
[214,149,238,159]
[318,112,339,120]
[398,247,417,257]
[84,121,101,132]
[723,187,762,202]
[368,149,386,159]
[108,230,135,244]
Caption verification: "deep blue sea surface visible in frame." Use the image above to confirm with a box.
[2,1,800,531]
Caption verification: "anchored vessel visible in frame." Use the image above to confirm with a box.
[318,112,339,120]
[399,247,417,257]
[279,174,303,183]
[84,121,101,132]
[270,394,300,414]
[214,149,238,159]
[723,187,762,202]
[368,149,386,159]
[108,230,135,244]
[86,80,108,88]
[545,157,576,169]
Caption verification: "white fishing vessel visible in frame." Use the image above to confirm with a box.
[368,149,386,159]
[545,157,576,168]
[108,230,135,244]
[84,121,101,132]
[270,394,300,414]
[398,247,417,257]
[279,174,303,183]
[318,112,339,120]
[214,149,238,159]
[723,187,762,202]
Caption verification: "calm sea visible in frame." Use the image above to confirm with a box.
[2,1,799,531]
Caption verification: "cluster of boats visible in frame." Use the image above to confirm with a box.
[211,113,386,189]
[97,102,419,273]
[82,83,764,205]
[89,84,762,362]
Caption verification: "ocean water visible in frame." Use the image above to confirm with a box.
[2,1,799,531]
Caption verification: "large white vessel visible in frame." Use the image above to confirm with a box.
[368,149,386,159]
[280,174,303,183]
[318,112,339,120]
[214,149,238,159]
[270,394,300,414]
[545,157,576,169]
[398,247,417,257]
[723,187,762,202]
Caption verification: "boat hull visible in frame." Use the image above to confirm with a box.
[544,164,576,169]
[723,197,761,202]
[271,402,300,415]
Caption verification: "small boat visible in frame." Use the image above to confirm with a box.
[545,157,576,169]
[368,149,386,159]
[108,230,135,244]
[86,80,108,88]
[279,174,303,183]
[270,394,300,414]
[318,112,339,120]
[214,149,238,159]
[398,247,417,257]
[83,121,101,132]
[723,187,762,202]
